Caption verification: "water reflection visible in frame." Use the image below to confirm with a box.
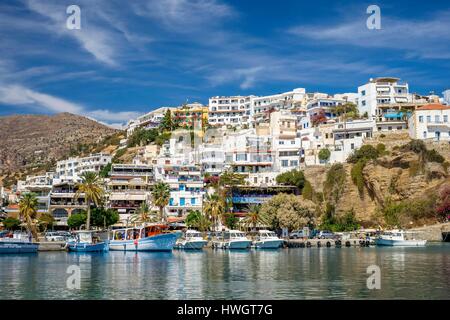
[0,244,449,299]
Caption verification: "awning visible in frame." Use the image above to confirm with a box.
[109,194,146,201]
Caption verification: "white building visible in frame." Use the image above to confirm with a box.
[443,90,450,105]
[408,104,450,141]
[127,107,177,137]
[251,88,306,118]
[358,77,409,120]
[106,164,154,224]
[306,97,346,121]
[208,95,254,126]
[53,153,111,185]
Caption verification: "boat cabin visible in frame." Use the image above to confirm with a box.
[112,224,169,241]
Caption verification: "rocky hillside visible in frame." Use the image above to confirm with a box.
[0,113,120,187]
[304,132,450,227]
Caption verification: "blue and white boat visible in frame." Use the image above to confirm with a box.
[212,230,252,249]
[253,230,283,249]
[109,224,180,251]
[0,237,39,254]
[375,230,427,247]
[66,231,109,252]
[175,230,208,250]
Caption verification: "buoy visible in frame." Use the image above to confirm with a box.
[326,241,331,247]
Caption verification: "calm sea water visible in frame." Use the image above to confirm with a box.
[0,243,449,299]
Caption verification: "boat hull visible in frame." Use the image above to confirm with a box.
[254,239,283,249]
[175,240,208,250]
[109,233,179,251]
[213,240,252,249]
[375,239,427,246]
[67,241,109,252]
[0,241,39,254]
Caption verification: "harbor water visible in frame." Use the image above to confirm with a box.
[0,243,449,299]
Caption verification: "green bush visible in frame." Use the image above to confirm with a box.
[351,159,366,195]
[2,217,21,230]
[67,212,87,229]
[323,164,346,204]
[347,145,379,163]
[276,169,306,190]
[318,148,331,162]
[302,180,313,200]
[425,149,445,163]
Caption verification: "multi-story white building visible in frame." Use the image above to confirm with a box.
[53,153,111,184]
[126,107,177,137]
[208,95,254,126]
[106,164,154,224]
[251,88,306,117]
[17,173,55,215]
[443,90,450,105]
[306,97,346,120]
[408,104,450,141]
[358,77,410,120]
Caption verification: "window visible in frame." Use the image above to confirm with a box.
[419,116,423,123]
[291,140,295,144]
[426,115,431,122]
[254,177,257,183]
[281,160,289,167]
[180,198,185,206]
[444,115,448,123]
[191,198,196,205]
[435,115,440,123]
[290,160,298,167]
[362,100,366,106]
[423,131,427,138]
[351,143,355,150]
[361,90,366,96]
[279,140,285,145]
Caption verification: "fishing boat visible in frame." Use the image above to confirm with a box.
[109,224,180,251]
[211,230,252,249]
[66,231,109,252]
[375,230,427,247]
[175,229,208,250]
[0,232,39,254]
[253,230,283,249]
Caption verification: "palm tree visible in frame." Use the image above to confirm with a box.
[151,182,171,222]
[131,202,156,225]
[203,193,225,231]
[75,171,104,230]
[19,193,39,242]
[241,204,269,232]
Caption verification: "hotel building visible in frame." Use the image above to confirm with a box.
[408,104,450,141]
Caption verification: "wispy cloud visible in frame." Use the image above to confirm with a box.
[289,10,450,60]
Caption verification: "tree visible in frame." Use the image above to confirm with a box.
[203,193,225,231]
[67,212,87,229]
[186,210,212,232]
[151,182,171,222]
[131,202,155,225]
[323,163,346,205]
[160,109,174,131]
[219,171,246,187]
[302,180,313,200]
[19,193,39,241]
[38,212,55,232]
[99,163,112,178]
[241,204,269,232]
[90,207,120,228]
[260,193,316,231]
[276,169,306,190]
[311,109,327,126]
[347,145,379,163]
[75,171,104,230]
[318,148,331,163]
[335,102,359,120]
[2,217,21,230]
[222,213,238,230]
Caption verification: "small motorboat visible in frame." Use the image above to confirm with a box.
[175,230,208,250]
[66,231,109,252]
[375,230,427,247]
[253,230,283,249]
[0,233,39,254]
[211,230,252,250]
[109,224,181,251]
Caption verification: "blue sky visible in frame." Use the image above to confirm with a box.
[0,0,449,127]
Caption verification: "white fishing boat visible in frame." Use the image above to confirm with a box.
[175,230,208,250]
[253,230,283,249]
[211,230,252,249]
[375,230,427,247]
[66,231,108,253]
[109,224,180,251]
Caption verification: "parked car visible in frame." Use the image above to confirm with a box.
[44,232,65,242]
[289,230,306,239]
[318,230,335,239]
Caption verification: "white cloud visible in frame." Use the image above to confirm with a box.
[0,84,139,127]
[289,10,450,60]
